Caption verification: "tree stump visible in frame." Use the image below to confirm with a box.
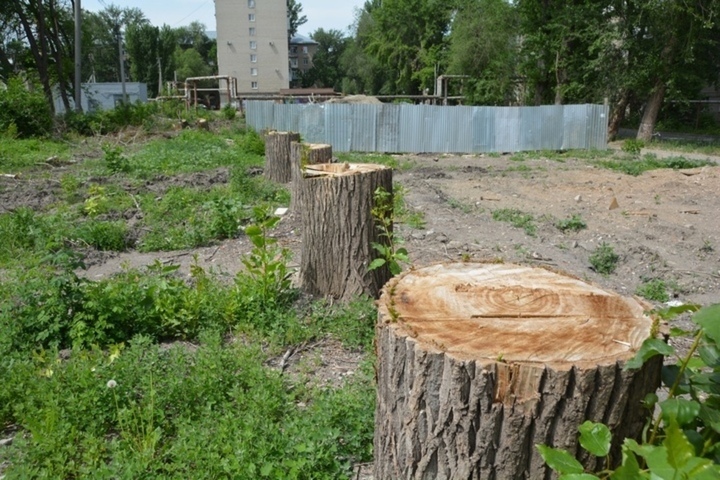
[290,142,333,211]
[375,262,662,480]
[299,163,392,300]
[264,131,300,183]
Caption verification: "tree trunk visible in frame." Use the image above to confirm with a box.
[607,90,630,142]
[636,80,666,142]
[48,0,71,113]
[375,262,662,480]
[290,142,332,211]
[264,131,300,183]
[299,163,392,300]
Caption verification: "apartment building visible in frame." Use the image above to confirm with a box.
[215,0,289,95]
[289,34,318,86]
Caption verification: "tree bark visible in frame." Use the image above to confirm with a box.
[636,80,666,142]
[299,163,392,300]
[290,142,332,211]
[375,262,662,480]
[607,90,630,141]
[263,131,300,183]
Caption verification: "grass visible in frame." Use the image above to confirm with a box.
[0,122,378,478]
[596,153,715,176]
[492,208,536,236]
[0,137,71,172]
[646,138,720,157]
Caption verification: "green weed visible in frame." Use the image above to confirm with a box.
[492,208,537,236]
[589,242,619,274]
[103,144,131,174]
[596,154,715,176]
[369,187,408,276]
[635,278,670,302]
[555,214,587,232]
[621,138,645,155]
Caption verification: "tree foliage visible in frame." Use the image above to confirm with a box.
[287,0,307,37]
[302,29,348,90]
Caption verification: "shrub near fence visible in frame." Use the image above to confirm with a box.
[246,101,609,154]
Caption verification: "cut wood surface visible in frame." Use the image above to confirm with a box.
[264,131,300,183]
[290,142,332,211]
[375,262,662,479]
[299,163,392,300]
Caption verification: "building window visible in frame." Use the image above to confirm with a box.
[250,54,257,63]
[290,59,298,68]
[249,27,255,36]
[251,81,258,89]
[248,13,255,22]
[291,46,297,54]
[251,68,258,76]
[302,46,308,54]
[303,58,309,66]
[248,0,255,8]
[249,40,256,50]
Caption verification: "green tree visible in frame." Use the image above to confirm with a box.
[363,0,451,94]
[302,28,348,90]
[340,1,389,94]
[174,47,211,81]
[287,0,307,37]
[447,0,518,105]
[125,24,176,97]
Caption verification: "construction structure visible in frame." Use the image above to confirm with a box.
[215,0,290,98]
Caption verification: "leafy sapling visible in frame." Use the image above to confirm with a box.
[369,186,408,276]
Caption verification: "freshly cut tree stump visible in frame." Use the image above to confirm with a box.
[375,262,662,480]
[299,163,392,300]
[264,131,300,183]
[290,142,333,211]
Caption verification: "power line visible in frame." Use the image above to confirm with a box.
[172,1,212,27]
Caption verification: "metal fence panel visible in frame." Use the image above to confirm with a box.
[245,100,608,153]
[377,105,401,153]
[297,104,325,144]
[495,107,521,153]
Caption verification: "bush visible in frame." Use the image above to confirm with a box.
[0,77,53,138]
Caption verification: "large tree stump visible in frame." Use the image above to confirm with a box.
[290,142,333,211]
[299,163,392,300]
[264,131,300,183]
[375,262,662,480]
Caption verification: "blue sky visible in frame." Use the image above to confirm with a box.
[81,0,364,36]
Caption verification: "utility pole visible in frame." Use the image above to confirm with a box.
[74,0,82,111]
[116,26,127,103]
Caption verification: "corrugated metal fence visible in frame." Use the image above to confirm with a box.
[246,101,609,154]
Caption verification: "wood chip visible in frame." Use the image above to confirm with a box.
[680,210,699,214]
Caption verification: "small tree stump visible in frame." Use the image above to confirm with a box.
[290,142,333,211]
[264,131,300,183]
[299,163,392,300]
[197,118,210,131]
[375,262,662,480]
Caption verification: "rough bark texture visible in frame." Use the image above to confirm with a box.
[607,91,630,141]
[290,142,333,211]
[264,131,300,183]
[299,163,392,300]
[637,80,667,142]
[375,262,662,480]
